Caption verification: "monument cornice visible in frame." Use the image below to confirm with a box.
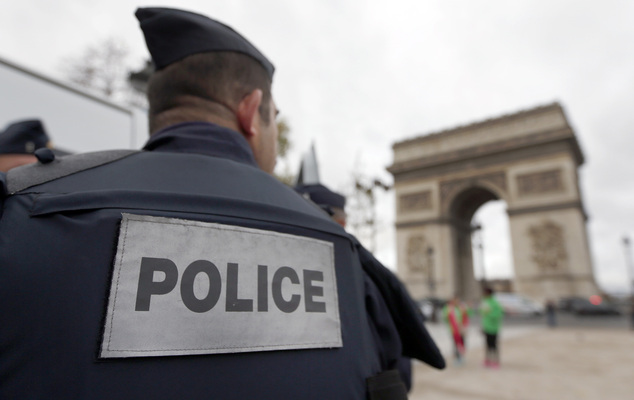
[388,127,584,179]
[392,102,564,149]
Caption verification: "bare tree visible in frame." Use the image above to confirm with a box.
[274,118,295,185]
[62,38,128,97]
[61,37,146,107]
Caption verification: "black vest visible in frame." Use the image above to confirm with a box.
[0,124,411,399]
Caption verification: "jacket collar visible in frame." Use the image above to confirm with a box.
[143,122,258,167]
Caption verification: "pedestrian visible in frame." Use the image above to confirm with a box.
[0,119,70,172]
[480,287,504,368]
[546,299,557,327]
[0,7,442,399]
[630,296,634,330]
[442,296,470,365]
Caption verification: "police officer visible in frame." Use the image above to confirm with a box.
[0,119,70,172]
[295,183,347,227]
[295,183,445,391]
[0,7,441,399]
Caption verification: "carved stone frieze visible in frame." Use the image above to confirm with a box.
[517,169,564,196]
[399,190,432,212]
[528,220,568,271]
[406,234,432,273]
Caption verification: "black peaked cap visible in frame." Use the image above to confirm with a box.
[295,184,346,210]
[0,119,50,155]
[136,7,275,78]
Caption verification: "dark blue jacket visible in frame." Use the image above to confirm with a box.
[0,123,416,399]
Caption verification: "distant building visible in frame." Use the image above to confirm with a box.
[0,55,148,152]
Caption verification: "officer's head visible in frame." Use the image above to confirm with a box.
[137,7,278,173]
[295,184,347,228]
[0,119,48,172]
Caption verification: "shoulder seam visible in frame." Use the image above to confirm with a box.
[7,150,140,194]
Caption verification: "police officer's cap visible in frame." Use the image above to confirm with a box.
[136,7,275,79]
[0,119,51,155]
[295,184,346,210]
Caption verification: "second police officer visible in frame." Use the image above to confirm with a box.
[0,119,70,172]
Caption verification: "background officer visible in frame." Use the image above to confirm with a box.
[0,118,70,172]
[295,182,446,392]
[0,7,440,399]
[295,182,347,227]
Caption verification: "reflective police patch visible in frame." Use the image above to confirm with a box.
[100,213,341,358]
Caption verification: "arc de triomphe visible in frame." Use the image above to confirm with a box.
[388,103,599,302]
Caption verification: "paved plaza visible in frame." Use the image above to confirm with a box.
[410,318,634,400]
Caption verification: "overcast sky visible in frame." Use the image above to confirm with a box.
[1,0,632,293]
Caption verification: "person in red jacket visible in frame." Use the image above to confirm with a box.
[443,296,470,365]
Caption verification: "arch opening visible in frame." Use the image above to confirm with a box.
[449,186,509,300]
[472,200,514,285]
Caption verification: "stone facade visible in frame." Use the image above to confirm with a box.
[388,103,598,302]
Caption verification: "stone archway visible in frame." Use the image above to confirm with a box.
[449,186,501,301]
[388,103,598,302]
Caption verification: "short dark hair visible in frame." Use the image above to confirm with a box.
[484,287,494,296]
[147,51,272,133]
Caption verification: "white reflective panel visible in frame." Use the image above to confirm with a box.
[101,213,341,358]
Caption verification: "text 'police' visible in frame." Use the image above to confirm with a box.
[134,257,327,314]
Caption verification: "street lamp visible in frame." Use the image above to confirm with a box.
[427,246,435,296]
[471,222,486,286]
[426,246,437,322]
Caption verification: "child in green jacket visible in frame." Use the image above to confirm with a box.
[479,287,504,368]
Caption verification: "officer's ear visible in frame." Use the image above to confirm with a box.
[237,89,263,139]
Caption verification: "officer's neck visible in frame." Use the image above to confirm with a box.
[150,97,241,137]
